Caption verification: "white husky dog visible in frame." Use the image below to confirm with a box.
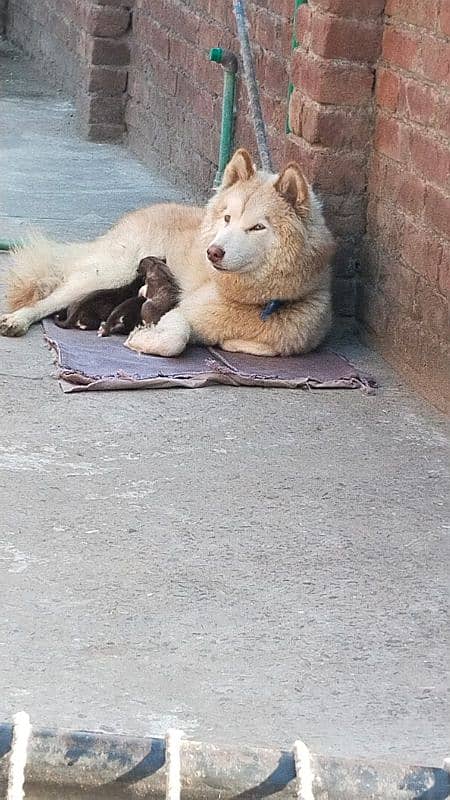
[1,149,335,356]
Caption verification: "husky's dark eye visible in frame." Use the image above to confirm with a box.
[224,214,231,223]
[248,223,266,232]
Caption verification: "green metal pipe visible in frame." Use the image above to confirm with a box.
[0,239,22,251]
[286,0,308,134]
[210,47,238,187]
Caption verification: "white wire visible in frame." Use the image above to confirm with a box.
[7,712,32,800]
[293,738,315,800]
[165,728,184,800]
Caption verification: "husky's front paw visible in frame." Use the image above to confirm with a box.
[0,312,30,337]
[125,325,187,357]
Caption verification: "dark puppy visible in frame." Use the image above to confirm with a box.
[54,277,144,330]
[98,295,145,337]
[138,257,179,326]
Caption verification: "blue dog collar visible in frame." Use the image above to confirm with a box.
[260,299,285,321]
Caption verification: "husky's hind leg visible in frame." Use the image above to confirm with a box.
[221,339,278,356]
[0,281,92,336]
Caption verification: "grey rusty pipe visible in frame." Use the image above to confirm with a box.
[0,724,448,800]
[233,0,273,172]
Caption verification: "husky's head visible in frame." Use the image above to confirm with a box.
[202,148,327,283]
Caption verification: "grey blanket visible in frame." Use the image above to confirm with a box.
[42,319,376,393]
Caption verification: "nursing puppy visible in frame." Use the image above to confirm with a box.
[54,278,143,330]
[138,256,179,327]
[98,295,145,337]
[99,257,178,334]
[1,149,335,357]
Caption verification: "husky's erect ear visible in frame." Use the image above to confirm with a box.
[274,163,309,213]
[221,148,255,188]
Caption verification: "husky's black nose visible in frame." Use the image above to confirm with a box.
[207,245,225,264]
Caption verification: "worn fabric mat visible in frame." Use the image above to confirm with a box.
[42,318,376,393]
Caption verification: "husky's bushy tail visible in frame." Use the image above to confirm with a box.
[5,226,143,312]
[6,232,86,311]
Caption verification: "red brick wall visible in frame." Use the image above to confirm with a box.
[7,0,82,89]
[361,0,449,408]
[287,0,384,325]
[7,0,131,140]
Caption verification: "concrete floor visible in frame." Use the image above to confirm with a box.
[0,39,449,766]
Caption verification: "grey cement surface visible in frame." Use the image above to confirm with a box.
[1,39,449,767]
